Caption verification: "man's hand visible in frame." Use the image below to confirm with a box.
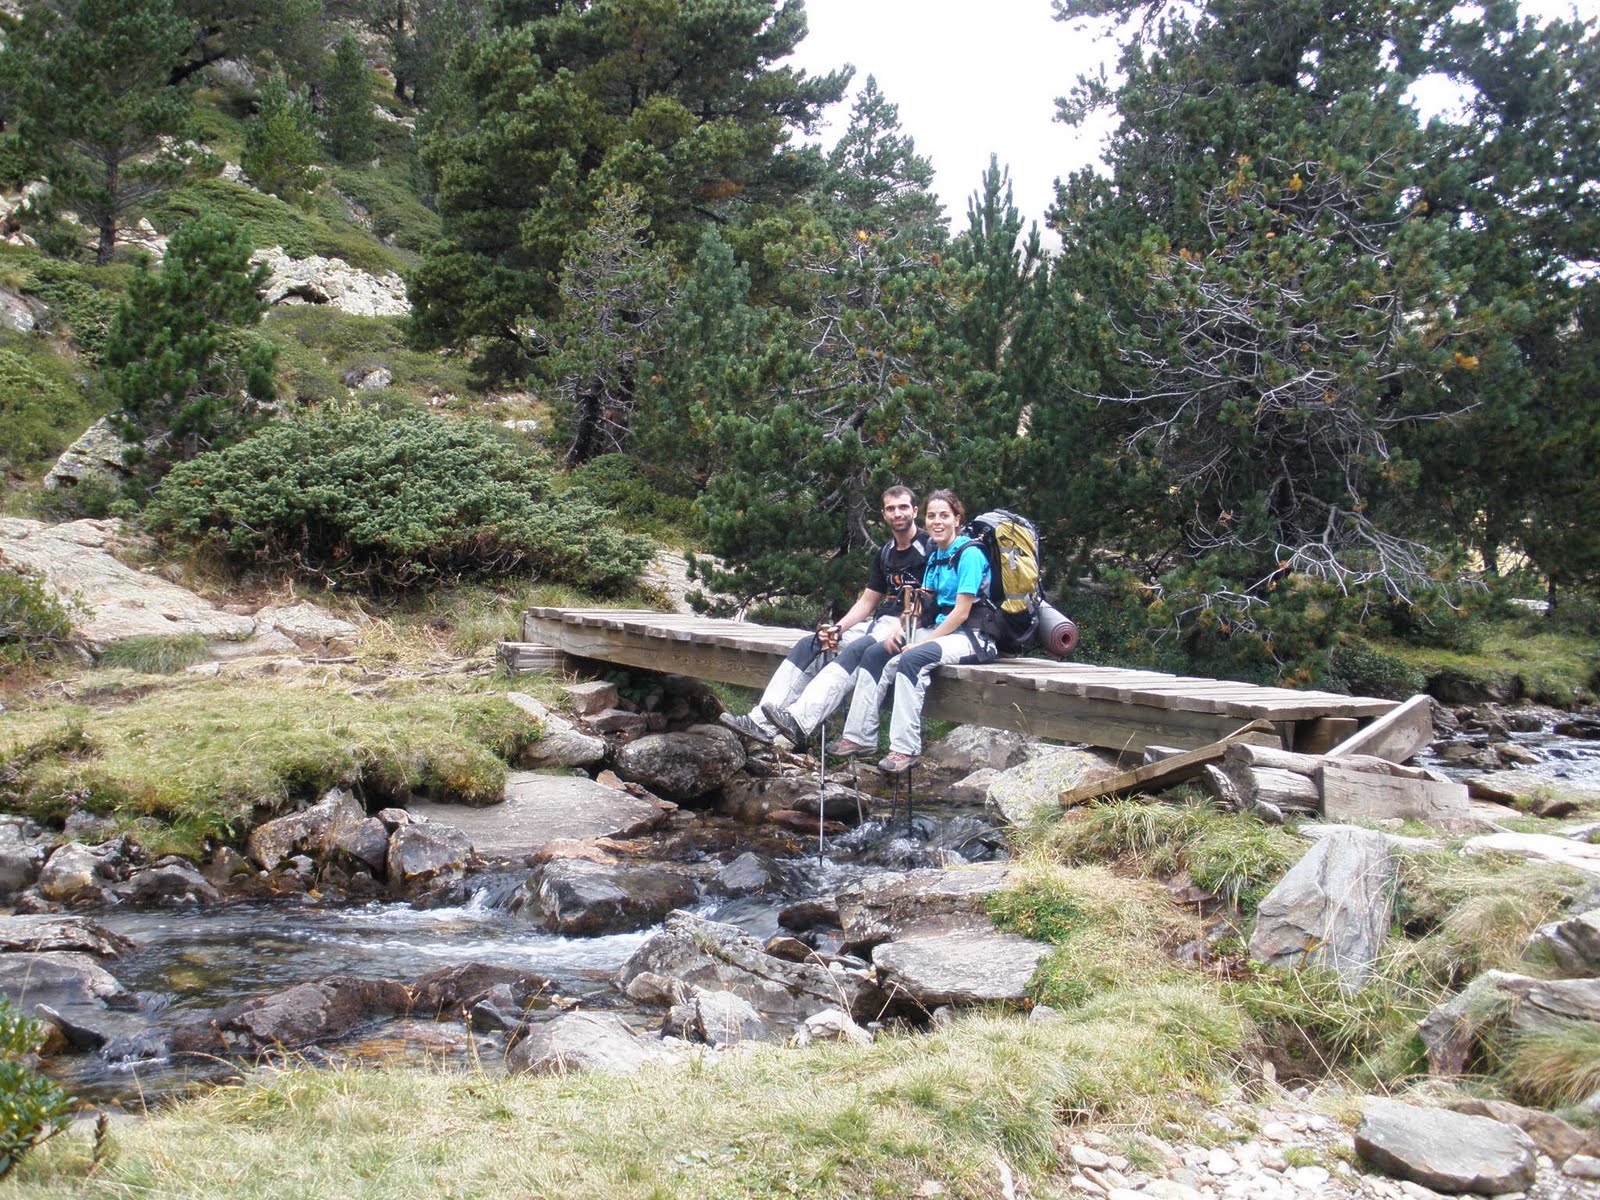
[817,623,842,654]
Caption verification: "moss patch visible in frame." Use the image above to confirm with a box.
[0,675,542,855]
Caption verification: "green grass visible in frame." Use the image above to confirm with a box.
[3,998,1247,1199]
[260,308,479,407]
[989,862,1201,1008]
[1034,798,1304,913]
[96,634,210,675]
[1373,617,1600,706]
[147,178,408,277]
[1503,1019,1600,1108]
[0,675,543,856]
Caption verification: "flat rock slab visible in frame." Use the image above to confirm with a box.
[507,1011,672,1076]
[1467,771,1600,812]
[986,748,1120,826]
[1465,831,1600,879]
[406,773,674,861]
[1356,1098,1537,1195]
[0,517,255,651]
[837,862,1013,955]
[872,926,1049,1007]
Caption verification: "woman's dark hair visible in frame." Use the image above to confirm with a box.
[925,488,964,523]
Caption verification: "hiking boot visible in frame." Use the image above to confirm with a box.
[826,737,872,759]
[718,711,775,745]
[760,702,809,748]
[877,751,919,774]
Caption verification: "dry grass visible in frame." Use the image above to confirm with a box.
[5,1000,1247,1200]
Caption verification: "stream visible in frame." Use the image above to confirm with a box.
[40,802,1007,1107]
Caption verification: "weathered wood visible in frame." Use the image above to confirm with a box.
[497,642,571,675]
[1325,694,1434,764]
[515,607,1399,754]
[1057,721,1277,806]
[1227,765,1320,812]
[1201,764,1245,810]
[1294,716,1360,755]
[1318,762,1470,826]
[1224,743,1440,782]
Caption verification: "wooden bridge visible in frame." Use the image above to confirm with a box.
[503,607,1402,757]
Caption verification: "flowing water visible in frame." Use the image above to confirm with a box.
[42,803,1006,1107]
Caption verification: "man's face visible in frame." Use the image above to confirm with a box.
[881,494,916,533]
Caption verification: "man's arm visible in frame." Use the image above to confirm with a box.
[837,589,883,632]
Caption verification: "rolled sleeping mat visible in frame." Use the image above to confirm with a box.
[1037,600,1079,657]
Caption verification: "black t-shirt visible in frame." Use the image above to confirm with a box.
[867,531,935,616]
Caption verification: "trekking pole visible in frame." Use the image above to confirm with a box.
[814,623,840,859]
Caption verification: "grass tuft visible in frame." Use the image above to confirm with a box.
[1036,798,1303,913]
[96,633,210,675]
[1503,1019,1600,1108]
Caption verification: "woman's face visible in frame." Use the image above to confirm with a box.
[925,499,959,546]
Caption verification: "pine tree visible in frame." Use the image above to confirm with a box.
[539,187,675,465]
[103,212,277,468]
[819,76,945,247]
[240,70,321,204]
[323,33,378,165]
[408,0,848,378]
[5,0,199,264]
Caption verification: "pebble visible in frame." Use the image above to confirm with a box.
[1260,1122,1293,1142]
[1072,1145,1114,1171]
[1565,1156,1600,1181]
[1207,1150,1239,1176]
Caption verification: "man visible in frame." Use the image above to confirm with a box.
[720,485,933,748]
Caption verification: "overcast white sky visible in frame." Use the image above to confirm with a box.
[787,0,1600,236]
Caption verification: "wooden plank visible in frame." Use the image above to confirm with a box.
[1056,721,1278,806]
[496,642,570,675]
[1318,761,1469,826]
[1325,694,1434,764]
[1294,717,1360,755]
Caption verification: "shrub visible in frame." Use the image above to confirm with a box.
[0,339,98,476]
[1323,640,1426,699]
[565,453,699,536]
[0,996,73,1181]
[0,568,76,666]
[240,70,322,204]
[146,406,651,594]
[22,258,131,362]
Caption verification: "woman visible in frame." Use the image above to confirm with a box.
[876,489,999,773]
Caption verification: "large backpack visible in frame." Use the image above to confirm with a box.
[961,510,1045,653]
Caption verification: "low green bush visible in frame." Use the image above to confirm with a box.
[0,996,73,1181]
[566,453,700,538]
[1322,640,1427,699]
[146,406,651,594]
[0,338,99,476]
[0,568,76,667]
[22,258,133,363]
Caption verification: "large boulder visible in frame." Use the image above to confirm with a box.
[171,976,410,1056]
[1421,970,1600,1076]
[506,1011,671,1076]
[37,841,120,905]
[0,915,133,957]
[407,963,552,1018]
[665,988,773,1047]
[613,727,746,801]
[836,863,1012,955]
[386,821,473,896]
[1249,828,1395,990]
[985,747,1119,825]
[616,911,885,1023]
[1528,907,1600,977]
[1355,1099,1537,1195]
[252,246,409,317]
[247,788,370,872]
[924,725,1031,773]
[0,517,256,654]
[405,773,673,862]
[872,927,1049,1009]
[515,860,699,936]
[506,693,606,769]
[40,416,136,492]
[0,820,48,899]
[109,860,222,906]
[251,602,362,652]
[0,951,139,1050]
